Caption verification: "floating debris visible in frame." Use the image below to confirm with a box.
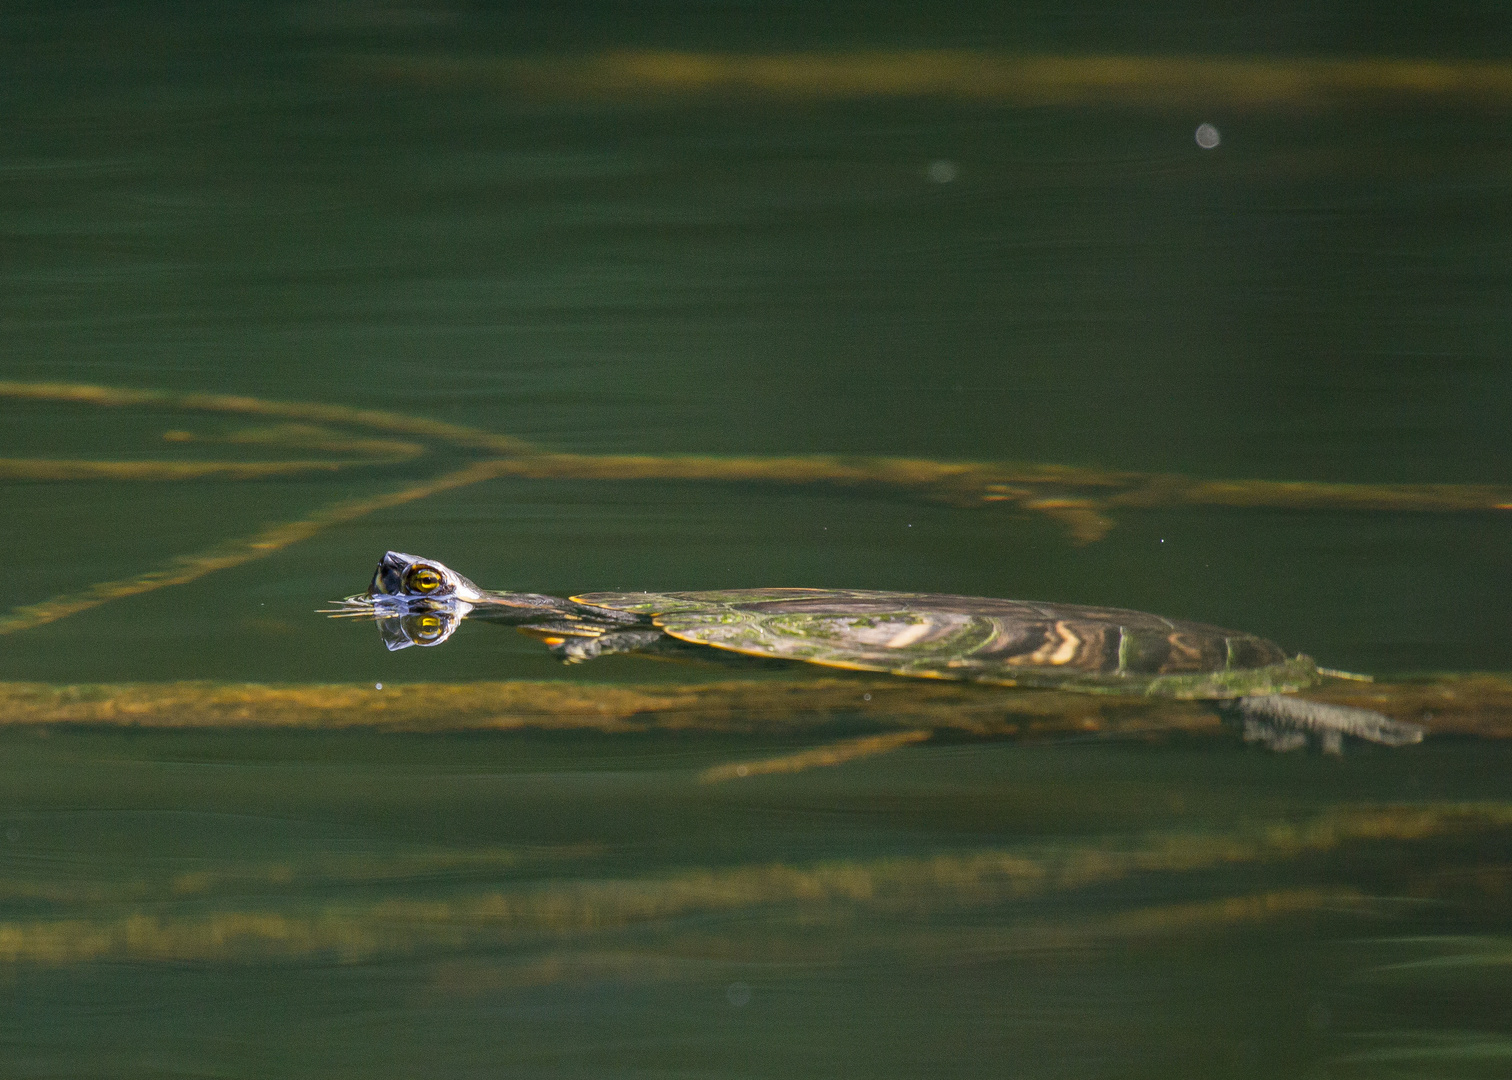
[700,730,933,782]
[0,674,1505,738]
[0,801,1503,964]
[0,457,358,481]
[0,462,502,635]
[3,380,1510,631]
[344,51,1512,109]
[0,380,531,455]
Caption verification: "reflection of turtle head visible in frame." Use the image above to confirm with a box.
[368,551,485,603]
[375,606,469,651]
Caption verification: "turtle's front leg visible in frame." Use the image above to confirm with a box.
[1222,694,1425,753]
[554,628,671,662]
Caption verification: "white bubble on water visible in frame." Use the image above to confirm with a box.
[1195,123,1221,149]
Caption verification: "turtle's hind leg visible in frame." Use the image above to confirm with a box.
[521,622,760,665]
[1222,694,1425,754]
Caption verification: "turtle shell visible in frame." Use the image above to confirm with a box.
[569,589,1318,699]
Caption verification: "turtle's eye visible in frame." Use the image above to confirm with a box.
[404,565,445,594]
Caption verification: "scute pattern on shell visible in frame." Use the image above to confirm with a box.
[570,589,1319,698]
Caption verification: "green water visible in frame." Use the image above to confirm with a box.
[3,3,1511,1076]
[1,728,1510,1078]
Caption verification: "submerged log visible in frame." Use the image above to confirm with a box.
[0,674,1506,739]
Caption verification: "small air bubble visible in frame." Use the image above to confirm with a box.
[863,693,871,702]
[735,765,749,777]
[375,682,383,690]
[1195,123,1221,149]
[926,159,958,183]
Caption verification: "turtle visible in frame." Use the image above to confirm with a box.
[328,551,1425,750]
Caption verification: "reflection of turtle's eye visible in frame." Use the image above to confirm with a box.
[414,615,443,641]
[405,566,445,594]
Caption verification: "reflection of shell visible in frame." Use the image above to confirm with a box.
[572,589,1316,698]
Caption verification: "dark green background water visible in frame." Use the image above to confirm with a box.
[2,3,1511,1077]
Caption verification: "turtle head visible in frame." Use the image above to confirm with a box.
[367,551,486,603]
[318,552,482,650]
[360,552,483,651]
[323,552,567,648]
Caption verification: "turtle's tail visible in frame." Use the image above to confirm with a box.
[1223,694,1426,754]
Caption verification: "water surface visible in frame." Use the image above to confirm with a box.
[2,3,1511,1076]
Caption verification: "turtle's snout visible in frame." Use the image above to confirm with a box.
[368,551,415,597]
